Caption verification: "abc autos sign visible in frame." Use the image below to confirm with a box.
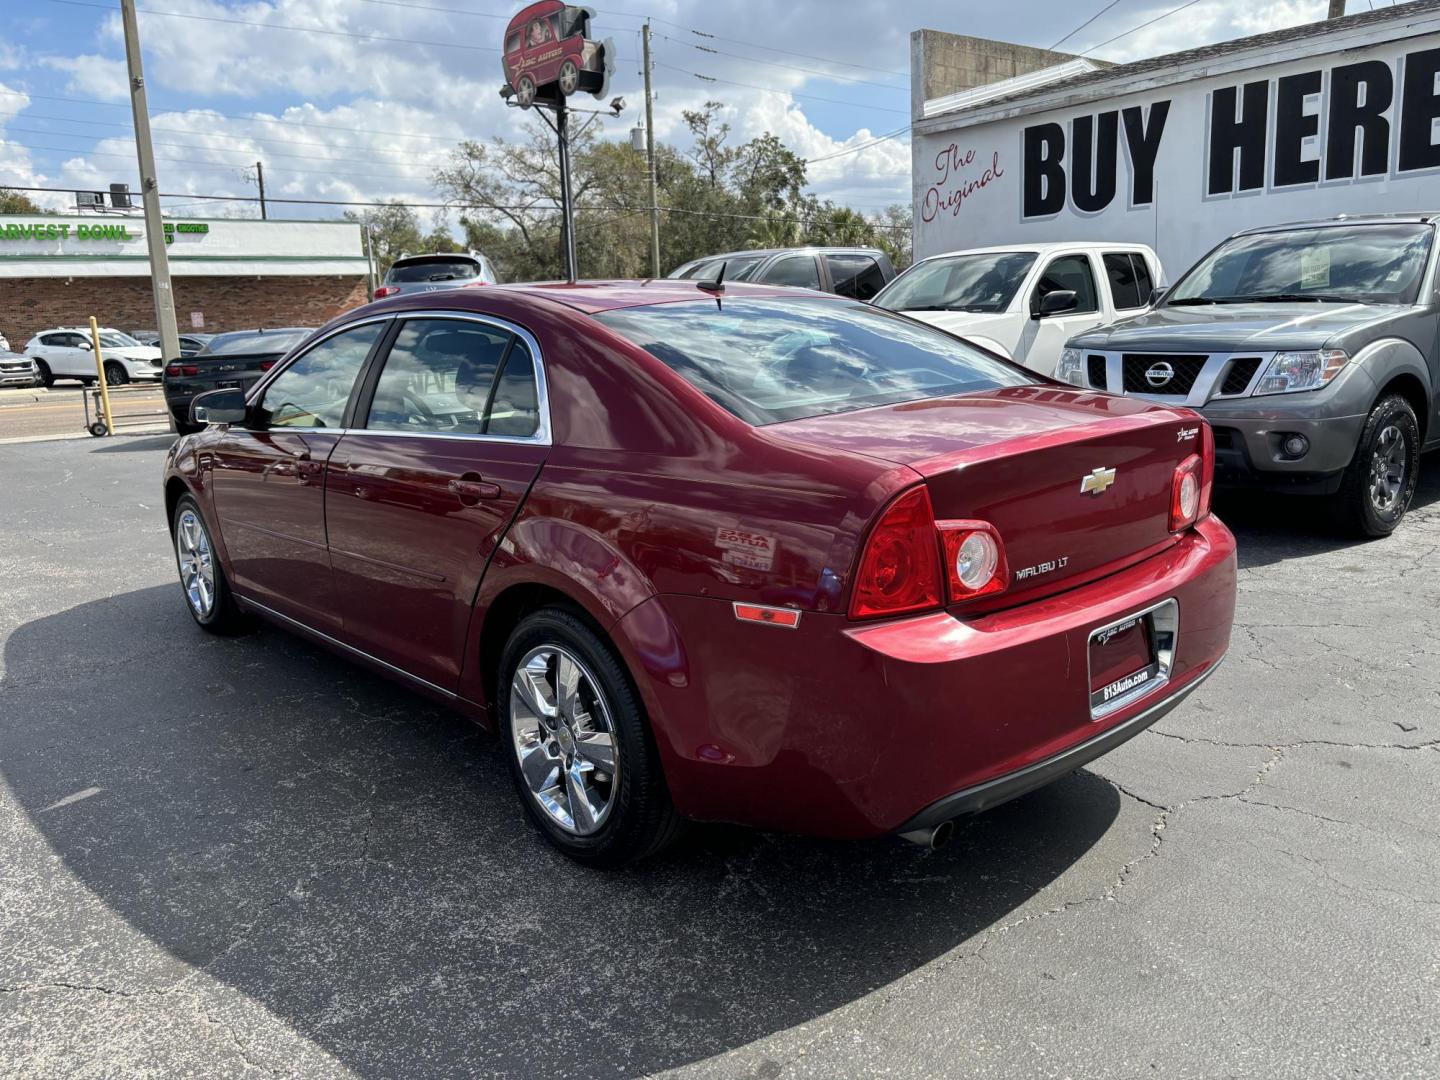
[913,36,1440,269]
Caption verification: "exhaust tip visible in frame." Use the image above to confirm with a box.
[900,820,955,851]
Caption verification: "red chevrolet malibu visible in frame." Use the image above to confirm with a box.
[163,281,1235,866]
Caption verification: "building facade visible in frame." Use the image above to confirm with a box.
[910,3,1440,278]
[0,215,368,344]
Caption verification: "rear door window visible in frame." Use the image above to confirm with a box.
[1103,252,1154,310]
[1032,254,1098,315]
[760,255,822,289]
[363,319,513,435]
[825,254,887,300]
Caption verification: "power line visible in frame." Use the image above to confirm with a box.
[1078,0,1208,56]
[805,125,911,164]
[621,12,908,78]
[654,62,909,115]
[1051,0,1128,51]
[652,32,906,92]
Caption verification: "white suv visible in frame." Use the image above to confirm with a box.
[872,242,1163,378]
[25,327,163,387]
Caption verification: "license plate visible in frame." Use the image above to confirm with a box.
[1088,606,1171,716]
[217,379,241,390]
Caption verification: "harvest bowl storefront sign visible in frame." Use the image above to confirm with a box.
[0,214,368,346]
[910,6,1440,273]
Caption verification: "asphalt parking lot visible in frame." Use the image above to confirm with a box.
[1,435,1437,1079]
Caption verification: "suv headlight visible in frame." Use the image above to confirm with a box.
[1253,349,1348,395]
[1055,347,1086,387]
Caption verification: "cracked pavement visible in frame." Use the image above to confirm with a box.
[1,435,1437,1079]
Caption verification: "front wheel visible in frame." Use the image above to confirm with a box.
[172,495,249,633]
[33,359,53,388]
[499,608,683,867]
[515,75,536,109]
[103,360,129,386]
[1332,394,1420,538]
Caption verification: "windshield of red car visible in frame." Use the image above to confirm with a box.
[593,297,1034,425]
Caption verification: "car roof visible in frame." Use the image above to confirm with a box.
[919,241,1156,261]
[1233,213,1440,236]
[372,279,831,315]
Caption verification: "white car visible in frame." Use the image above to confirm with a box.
[873,242,1163,378]
[25,327,164,387]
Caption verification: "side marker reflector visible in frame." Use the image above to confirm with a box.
[733,602,801,629]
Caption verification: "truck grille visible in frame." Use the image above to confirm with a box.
[1219,357,1262,396]
[1121,354,1207,395]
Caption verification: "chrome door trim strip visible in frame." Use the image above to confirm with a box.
[237,595,457,700]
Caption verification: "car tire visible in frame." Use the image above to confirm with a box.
[558,59,579,96]
[172,494,249,634]
[33,359,53,388]
[498,607,684,867]
[103,361,129,386]
[516,74,536,108]
[1332,394,1421,538]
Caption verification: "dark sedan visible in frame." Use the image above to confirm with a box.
[163,328,312,433]
[163,281,1234,866]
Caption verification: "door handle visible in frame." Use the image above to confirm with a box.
[449,476,502,504]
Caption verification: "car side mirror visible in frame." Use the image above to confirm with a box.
[190,387,247,426]
[1033,289,1078,319]
[1148,286,1167,306]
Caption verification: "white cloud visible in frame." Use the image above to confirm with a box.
[39,54,129,102]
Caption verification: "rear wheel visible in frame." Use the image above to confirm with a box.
[558,59,580,96]
[1332,394,1420,538]
[172,495,248,633]
[33,359,53,388]
[499,608,683,867]
[103,360,129,386]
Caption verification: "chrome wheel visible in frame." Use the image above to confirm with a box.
[176,508,215,618]
[1369,423,1408,515]
[509,645,619,836]
[558,60,579,95]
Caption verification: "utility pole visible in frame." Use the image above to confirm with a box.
[555,99,578,282]
[254,160,267,219]
[642,21,660,278]
[1327,0,1345,18]
[120,0,179,431]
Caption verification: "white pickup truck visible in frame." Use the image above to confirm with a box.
[873,242,1163,378]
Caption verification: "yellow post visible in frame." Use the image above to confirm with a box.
[88,316,115,436]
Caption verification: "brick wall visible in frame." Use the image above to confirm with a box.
[1,275,370,346]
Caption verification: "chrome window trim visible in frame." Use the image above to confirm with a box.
[243,308,553,447]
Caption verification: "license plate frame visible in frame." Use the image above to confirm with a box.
[1088,598,1179,719]
[217,379,242,390]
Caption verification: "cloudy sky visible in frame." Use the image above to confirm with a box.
[0,0,1346,224]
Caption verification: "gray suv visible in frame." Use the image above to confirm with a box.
[1059,215,1439,536]
[374,252,499,299]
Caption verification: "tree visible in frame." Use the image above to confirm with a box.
[344,201,426,275]
[872,203,913,270]
[0,189,44,214]
[681,101,735,190]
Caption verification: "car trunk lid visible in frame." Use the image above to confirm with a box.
[771,386,1201,601]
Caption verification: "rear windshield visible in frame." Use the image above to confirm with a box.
[386,260,480,284]
[875,251,1036,314]
[593,297,1034,425]
[203,330,310,355]
[1168,223,1434,306]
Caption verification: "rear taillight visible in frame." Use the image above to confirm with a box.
[938,521,1008,602]
[373,285,401,299]
[1169,420,1215,532]
[849,487,944,619]
[164,363,181,377]
[1170,455,1203,531]
[259,360,276,371]
[166,363,198,377]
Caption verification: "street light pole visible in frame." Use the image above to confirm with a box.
[642,21,660,278]
[119,0,180,432]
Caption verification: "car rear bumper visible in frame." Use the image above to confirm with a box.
[616,515,1236,838]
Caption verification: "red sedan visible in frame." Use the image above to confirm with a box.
[163,281,1235,866]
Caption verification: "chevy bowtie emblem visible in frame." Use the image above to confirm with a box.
[1080,467,1117,495]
